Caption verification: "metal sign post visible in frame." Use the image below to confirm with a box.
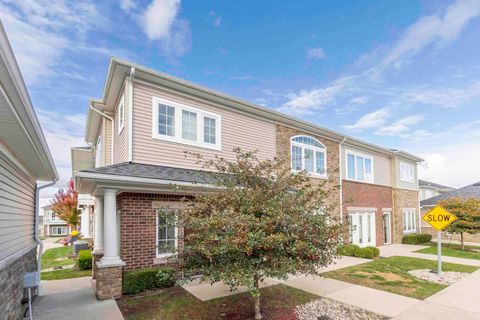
[422,206,457,276]
[437,231,442,275]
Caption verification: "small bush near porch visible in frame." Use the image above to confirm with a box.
[117,284,318,320]
[324,256,478,299]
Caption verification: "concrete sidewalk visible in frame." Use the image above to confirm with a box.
[379,244,480,266]
[30,277,124,320]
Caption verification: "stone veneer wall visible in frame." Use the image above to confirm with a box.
[117,193,193,271]
[0,247,37,319]
[276,125,341,218]
[392,188,419,244]
[96,266,123,300]
[342,180,393,246]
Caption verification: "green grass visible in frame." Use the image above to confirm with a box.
[415,242,480,260]
[41,269,91,280]
[42,246,75,269]
[324,256,478,300]
[117,284,318,320]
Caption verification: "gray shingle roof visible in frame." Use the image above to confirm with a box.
[419,179,453,190]
[421,182,480,206]
[81,162,221,185]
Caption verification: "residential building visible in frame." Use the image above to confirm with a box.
[42,205,71,237]
[73,58,422,299]
[420,182,480,242]
[419,179,454,201]
[0,22,58,319]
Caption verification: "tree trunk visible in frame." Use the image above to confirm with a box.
[461,232,465,250]
[254,274,262,320]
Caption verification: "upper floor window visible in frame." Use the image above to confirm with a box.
[152,97,221,150]
[400,162,415,183]
[95,136,102,168]
[118,96,125,134]
[346,150,373,183]
[290,135,327,177]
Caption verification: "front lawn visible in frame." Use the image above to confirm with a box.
[117,284,318,320]
[323,256,478,299]
[41,246,92,280]
[415,242,480,260]
[42,246,75,269]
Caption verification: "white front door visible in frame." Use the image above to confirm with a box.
[349,211,376,247]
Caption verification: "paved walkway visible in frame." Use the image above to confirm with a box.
[42,237,63,251]
[379,244,480,266]
[30,277,124,320]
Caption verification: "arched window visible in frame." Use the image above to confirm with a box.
[290,135,327,176]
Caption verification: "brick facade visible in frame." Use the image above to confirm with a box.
[392,188,420,244]
[342,180,393,246]
[276,125,341,218]
[0,247,37,320]
[118,192,192,271]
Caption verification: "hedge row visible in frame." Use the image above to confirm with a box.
[123,267,176,295]
[402,233,432,244]
[338,244,380,259]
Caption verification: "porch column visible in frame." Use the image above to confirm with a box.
[81,207,91,238]
[93,196,104,253]
[98,189,124,266]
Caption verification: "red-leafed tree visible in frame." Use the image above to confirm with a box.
[176,149,346,320]
[51,179,80,229]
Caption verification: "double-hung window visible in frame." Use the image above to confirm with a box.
[156,209,177,257]
[290,135,327,177]
[153,97,221,150]
[346,151,373,183]
[118,96,125,133]
[400,162,415,183]
[403,209,416,233]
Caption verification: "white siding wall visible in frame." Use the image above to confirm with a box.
[341,145,392,186]
[0,151,36,262]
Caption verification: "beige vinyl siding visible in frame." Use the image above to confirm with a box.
[341,145,392,186]
[0,151,36,262]
[104,118,113,165]
[113,84,128,164]
[392,157,418,190]
[132,81,276,168]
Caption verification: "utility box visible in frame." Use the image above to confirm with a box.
[73,240,89,255]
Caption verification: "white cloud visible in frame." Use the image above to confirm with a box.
[349,96,368,105]
[306,47,326,60]
[120,0,136,13]
[141,0,191,58]
[213,16,222,27]
[404,81,480,108]
[384,0,480,68]
[375,115,423,136]
[343,107,391,131]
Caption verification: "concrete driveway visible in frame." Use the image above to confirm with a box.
[30,277,124,320]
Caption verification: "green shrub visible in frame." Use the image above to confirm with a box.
[123,267,176,295]
[338,244,360,256]
[354,247,375,259]
[402,233,432,244]
[366,246,380,257]
[77,250,92,270]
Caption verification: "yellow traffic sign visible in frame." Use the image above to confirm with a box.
[423,206,457,231]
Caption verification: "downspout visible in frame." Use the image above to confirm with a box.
[90,103,114,166]
[338,136,347,222]
[35,180,57,295]
[128,67,135,162]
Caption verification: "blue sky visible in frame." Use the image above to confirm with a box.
[1,0,480,202]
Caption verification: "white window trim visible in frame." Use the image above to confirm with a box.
[118,95,125,134]
[155,209,178,259]
[403,208,417,234]
[400,161,415,183]
[345,149,374,183]
[151,96,222,151]
[290,135,328,179]
[95,135,102,168]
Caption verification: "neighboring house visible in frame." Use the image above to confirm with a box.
[420,182,480,242]
[38,215,44,237]
[72,58,422,300]
[419,179,454,201]
[0,22,58,319]
[42,205,71,237]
